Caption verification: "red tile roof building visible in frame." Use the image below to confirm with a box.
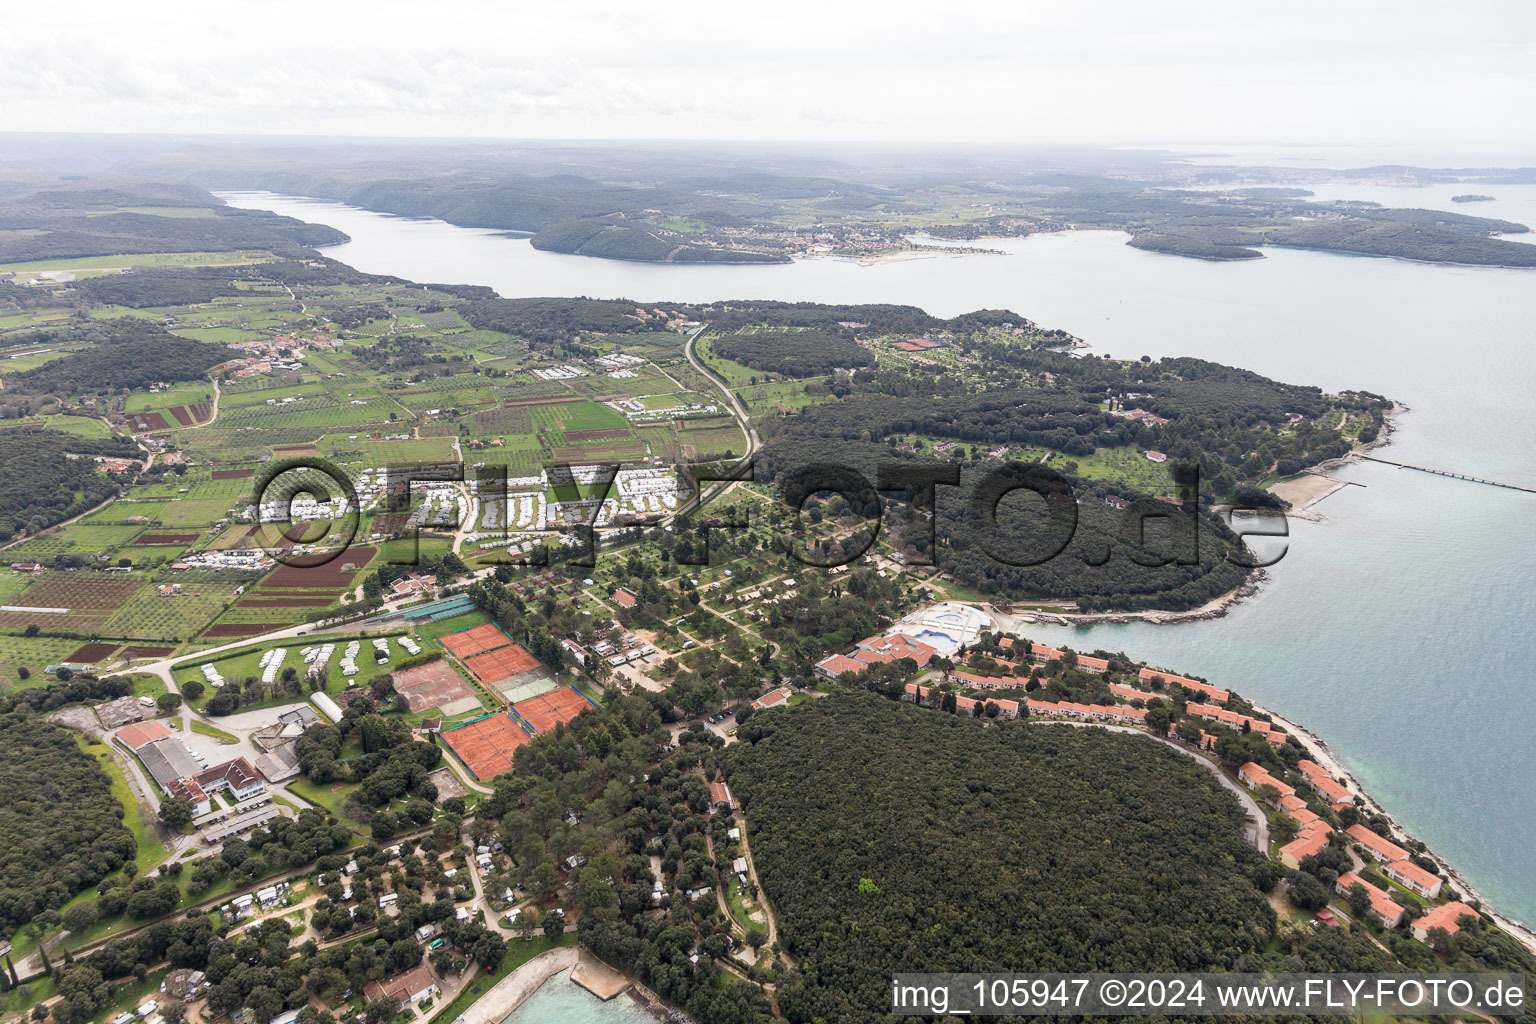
[1335,872,1406,928]
[1345,824,1409,865]
[193,757,266,800]
[611,588,637,609]
[362,965,438,1010]
[813,653,868,679]
[853,633,936,667]
[1382,858,1443,900]
[751,686,793,711]
[1137,667,1229,703]
[1279,823,1334,869]
[1411,900,1479,942]
[116,720,173,751]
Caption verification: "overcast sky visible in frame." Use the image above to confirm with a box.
[5,0,1534,155]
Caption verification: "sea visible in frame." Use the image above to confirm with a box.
[222,183,1536,932]
[504,969,656,1024]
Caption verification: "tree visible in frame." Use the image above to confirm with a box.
[156,692,183,713]
[472,932,506,970]
[1346,882,1371,921]
[541,908,564,937]
[1145,706,1171,735]
[60,903,97,936]
[159,798,194,829]
[371,810,399,841]
[179,679,204,702]
[206,690,238,715]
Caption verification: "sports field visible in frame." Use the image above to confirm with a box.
[441,622,512,659]
[461,642,541,685]
[442,712,530,780]
[511,685,594,734]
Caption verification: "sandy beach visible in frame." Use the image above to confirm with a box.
[1267,472,1354,520]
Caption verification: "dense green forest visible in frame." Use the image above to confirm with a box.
[723,693,1443,1023]
[726,693,1280,1021]
[12,318,229,395]
[0,428,140,539]
[0,715,137,931]
[72,266,254,307]
[746,332,1382,608]
[712,329,874,377]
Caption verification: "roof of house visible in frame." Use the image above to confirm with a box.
[1346,824,1409,863]
[1313,776,1351,804]
[1279,824,1333,862]
[1075,654,1110,671]
[166,777,207,806]
[117,719,173,750]
[1297,759,1331,782]
[1336,872,1405,921]
[195,757,262,792]
[362,964,436,1004]
[708,779,732,807]
[853,633,936,666]
[612,588,637,608]
[1385,858,1442,891]
[752,686,793,710]
[815,654,867,676]
[1137,667,1230,703]
[1030,643,1064,661]
[1414,900,1479,936]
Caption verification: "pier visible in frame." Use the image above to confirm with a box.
[1359,455,1536,494]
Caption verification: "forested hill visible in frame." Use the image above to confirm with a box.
[0,429,140,540]
[10,318,231,396]
[726,693,1314,1022]
[0,176,345,264]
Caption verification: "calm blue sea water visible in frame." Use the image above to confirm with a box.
[224,189,1536,927]
[503,970,656,1024]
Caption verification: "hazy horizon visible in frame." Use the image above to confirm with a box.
[5,0,1534,151]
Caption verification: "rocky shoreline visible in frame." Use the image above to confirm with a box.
[1251,703,1536,957]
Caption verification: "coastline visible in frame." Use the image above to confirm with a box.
[454,945,583,1024]
[1249,702,1536,956]
[1025,401,1406,626]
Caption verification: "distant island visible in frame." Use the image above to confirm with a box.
[1451,194,1496,203]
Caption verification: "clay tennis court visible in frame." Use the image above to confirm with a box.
[441,622,512,660]
[461,643,542,685]
[512,685,594,734]
[393,658,475,712]
[442,713,530,780]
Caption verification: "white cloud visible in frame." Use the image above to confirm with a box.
[0,0,1532,147]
